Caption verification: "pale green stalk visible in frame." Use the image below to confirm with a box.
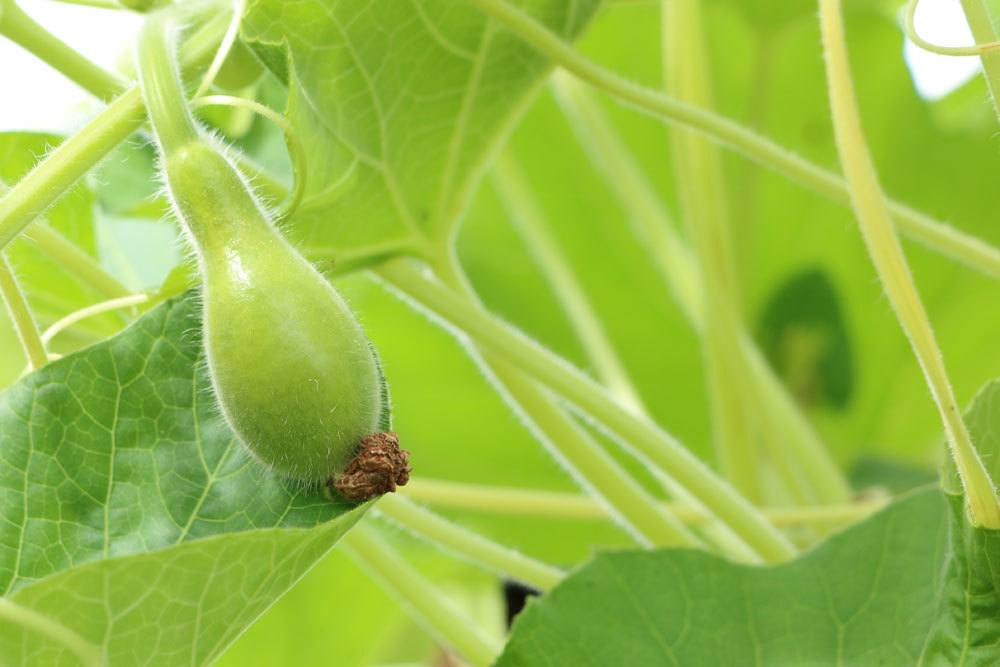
[904,0,1000,56]
[551,72,850,505]
[24,225,131,299]
[819,0,1000,527]
[492,154,645,413]
[550,73,701,323]
[432,254,702,549]
[0,254,48,370]
[0,180,130,301]
[661,0,761,499]
[401,477,887,527]
[0,6,230,253]
[0,598,101,667]
[0,0,125,100]
[341,523,502,667]
[377,494,564,591]
[41,293,149,345]
[136,11,199,156]
[465,0,1000,281]
[486,355,702,548]
[376,257,796,562]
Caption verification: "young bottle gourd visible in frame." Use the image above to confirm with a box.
[164,140,409,499]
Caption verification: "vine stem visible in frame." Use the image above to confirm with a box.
[375,257,795,562]
[340,523,502,667]
[0,180,130,301]
[819,0,1000,527]
[464,0,1000,281]
[0,598,101,667]
[0,6,230,254]
[492,154,645,413]
[430,253,702,550]
[0,254,48,370]
[376,493,563,591]
[958,0,1000,120]
[401,477,888,527]
[489,156,756,557]
[136,10,199,156]
[904,0,1000,56]
[41,293,149,345]
[550,75,849,504]
[0,0,125,100]
[661,0,762,500]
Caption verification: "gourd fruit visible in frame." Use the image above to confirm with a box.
[163,139,408,496]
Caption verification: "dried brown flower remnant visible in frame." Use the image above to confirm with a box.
[331,432,411,501]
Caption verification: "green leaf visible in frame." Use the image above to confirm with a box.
[924,378,1000,664]
[498,377,1000,665]
[0,292,366,663]
[497,489,948,666]
[919,496,1000,665]
[239,0,601,258]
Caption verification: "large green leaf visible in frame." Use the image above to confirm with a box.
[0,293,366,663]
[497,378,1000,665]
[497,489,948,666]
[240,0,601,258]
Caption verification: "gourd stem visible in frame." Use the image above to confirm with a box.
[375,257,796,562]
[819,0,1000,527]
[0,254,48,370]
[401,477,888,527]
[464,0,1000,282]
[340,523,502,667]
[0,0,125,101]
[137,11,199,156]
[0,598,101,667]
[377,494,564,591]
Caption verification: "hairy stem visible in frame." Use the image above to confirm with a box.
[0,179,130,301]
[661,0,762,499]
[341,523,502,667]
[0,598,101,667]
[819,0,1000,527]
[0,0,124,100]
[376,257,795,562]
[0,7,229,253]
[0,254,48,370]
[546,83,850,503]
[377,493,563,591]
[466,0,1000,281]
[401,477,887,527]
[431,253,701,549]
[492,154,645,413]
[487,355,701,548]
[136,11,199,155]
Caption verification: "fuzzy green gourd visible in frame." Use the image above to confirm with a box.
[164,140,403,492]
